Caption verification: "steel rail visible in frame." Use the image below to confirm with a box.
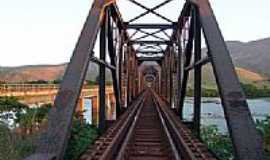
[78,89,218,160]
[152,90,217,160]
[154,93,181,160]
[80,91,147,160]
[115,92,146,160]
[115,90,181,159]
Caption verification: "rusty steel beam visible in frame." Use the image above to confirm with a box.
[137,57,163,61]
[132,29,165,42]
[193,6,202,138]
[24,1,115,160]
[163,59,168,98]
[137,45,162,51]
[99,8,107,133]
[184,56,210,71]
[126,46,132,104]
[118,31,124,109]
[175,31,182,115]
[126,23,175,29]
[110,4,126,35]
[169,48,173,107]
[108,4,128,107]
[107,9,122,118]
[123,45,128,106]
[136,51,164,54]
[90,56,116,70]
[134,29,168,42]
[170,3,191,43]
[130,40,171,45]
[162,30,172,39]
[128,0,174,23]
[165,54,170,100]
[178,12,194,119]
[192,0,265,159]
[162,57,167,99]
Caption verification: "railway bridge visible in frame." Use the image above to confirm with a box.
[25,0,265,159]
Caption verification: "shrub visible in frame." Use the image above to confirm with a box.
[64,118,98,160]
[201,125,234,160]
[0,122,35,160]
[256,116,270,156]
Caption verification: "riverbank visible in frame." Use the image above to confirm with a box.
[185,83,270,98]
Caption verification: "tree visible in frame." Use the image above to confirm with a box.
[0,97,27,112]
[256,116,270,156]
[26,80,49,84]
[16,104,50,135]
[0,96,27,126]
[52,78,62,84]
[0,122,18,160]
[0,122,35,160]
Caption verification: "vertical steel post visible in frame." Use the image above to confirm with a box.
[126,45,131,104]
[131,52,135,99]
[167,54,170,101]
[192,0,265,159]
[193,7,202,137]
[107,9,122,118]
[123,44,128,107]
[176,32,182,114]
[99,8,107,132]
[161,59,164,97]
[118,31,124,103]
[134,60,138,97]
[165,55,168,100]
[169,49,173,107]
[178,14,195,119]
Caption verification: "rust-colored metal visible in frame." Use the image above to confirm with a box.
[152,90,217,160]
[81,89,217,160]
[23,1,265,160]
[80,92,146,160]
[117,91,175,160]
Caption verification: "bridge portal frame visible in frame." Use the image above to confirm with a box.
[25,0,265,160]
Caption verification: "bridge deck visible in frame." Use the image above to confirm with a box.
[117,91,174,160]
[80,89,216,160]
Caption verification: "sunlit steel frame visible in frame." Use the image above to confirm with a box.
[160,1,265,159]
[25,0,265,160]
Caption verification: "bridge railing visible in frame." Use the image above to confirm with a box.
[0,84,114,96]
[0,84,59,93]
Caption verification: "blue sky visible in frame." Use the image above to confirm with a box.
[0,0,269,66]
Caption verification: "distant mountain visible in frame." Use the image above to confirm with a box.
[188,64,269,88]
[0,64,66,82]
[222,38,270,77]
[0,38,269,84]
[0,63,112,83]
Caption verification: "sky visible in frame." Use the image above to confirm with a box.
[0,0,269,66]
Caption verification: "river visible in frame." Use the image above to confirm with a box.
[183,97,270,133]
[83,97,270,133]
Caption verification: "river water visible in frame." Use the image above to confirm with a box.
[2,97,268,132]
[83,97,270,133]
[183,97,270,133]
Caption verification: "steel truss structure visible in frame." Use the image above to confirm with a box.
[25,0,265,160]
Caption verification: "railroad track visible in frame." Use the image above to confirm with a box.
[80,89,216,160]
[115,92,179,160]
